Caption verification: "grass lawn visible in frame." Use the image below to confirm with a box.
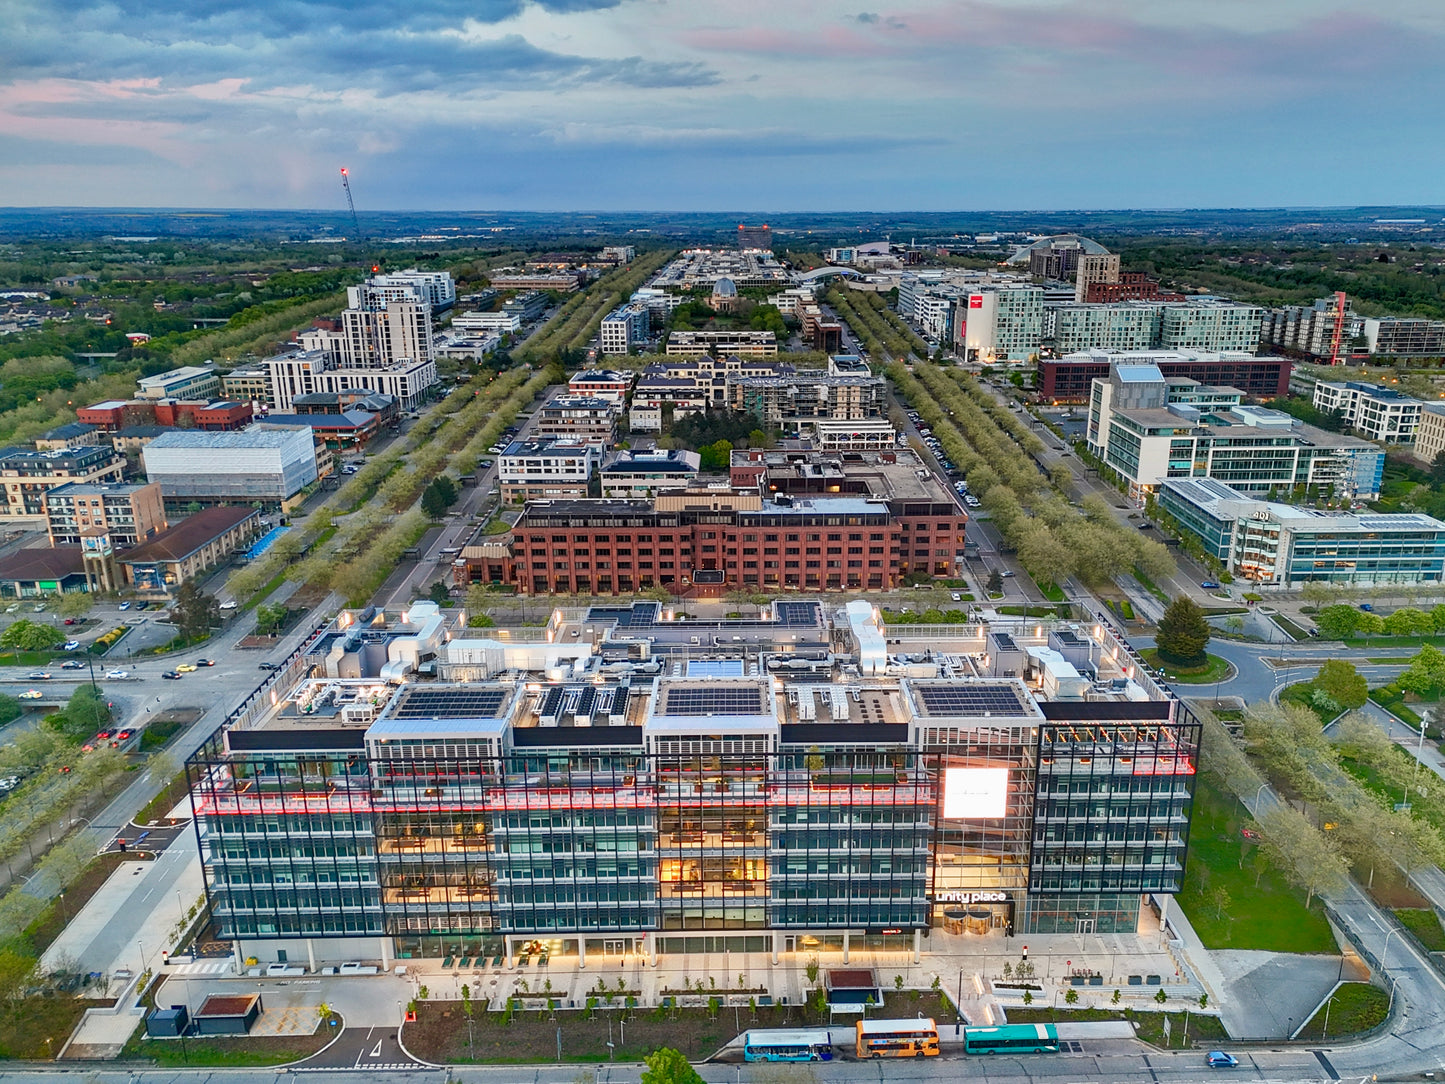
[1272,613,1312,641]
[1177,775,1338,953]
[130,1022,335,1067]
[1039,581,1066,602]
[0,998,110,1059]
[1337,754,1445,837]
[1007,1007,1228,1050]
[138,708,201,751]
[1395,908,1445,951]
[136,769,191,825]
[1144,650,1231,685]
[1295,983,1389,1042]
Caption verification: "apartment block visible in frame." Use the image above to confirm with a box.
[1313,381,1423,444]
[44,481,166,548]
[1363,317,1445,358]
[599,449,701,498]
[1416,405,1445,466]
[1074,253,1121,302]
[600,302,650,355]
[359,269,456,312]
[532,396,621,446]
[666,330,778,357]
[498,440,600,501]
[0,446,127,521]
[1158,301,1263,353]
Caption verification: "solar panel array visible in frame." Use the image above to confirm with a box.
[661,685,766,716]
[391,687,509,720]
[774,601,822,627]
[915,683,1031,718]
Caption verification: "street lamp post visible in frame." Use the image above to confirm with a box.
[1252,782,1270,817]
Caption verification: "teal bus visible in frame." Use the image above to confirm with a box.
[743,1029,834,1062]
[963,1023,1059,1054]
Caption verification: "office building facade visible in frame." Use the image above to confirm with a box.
[1036,350,1291,403]
[187,606,1196,965]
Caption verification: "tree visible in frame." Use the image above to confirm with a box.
[427,580,450,606]
[57,592,94,620]
[986,569,1004,596]
[255,602,289,636]
[1156,597,1210,666]
[1432,449,1445,486]
[1399,644,1445,697]
[1315,659,1368,710]
[1384,607,1429,636]
[49,684,111,741]
[1313,604,1361,640]
[420,481,450,519]
[641,1048,704,1084]
[697,439,734,472]
[169,580,219,643]
[1064,988,1078,1005]
[0,619,64,652]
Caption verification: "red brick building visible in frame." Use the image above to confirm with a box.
[1083,273,1187,304]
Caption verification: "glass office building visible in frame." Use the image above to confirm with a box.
[189,614,1197,965]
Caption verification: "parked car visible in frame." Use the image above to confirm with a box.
[258,662,280,671]
[118,602,131,611]
[1205,1051,1239,1068]
[161,670,181,680]
[63,640,81,651]
[1200,580,1220,589]
[1359,602,1374,612]
[219,600,238,611]
[63,618,78,626]
[1000,570,1014,578]
[951,593,962,602]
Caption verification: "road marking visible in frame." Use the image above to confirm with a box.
[370,1040,383,1058]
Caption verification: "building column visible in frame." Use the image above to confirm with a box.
[1155,894,1170,942]
[306,939,316,974]
[232,941,244,976]
[505,935,515,970]
[380,937,391,970]
[912,929,922,965]
[771,932,782,966]
[645,932,657,968]
[577,936,586,971]
[842,932,850,964]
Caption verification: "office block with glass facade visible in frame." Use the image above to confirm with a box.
[188,617,1198,966]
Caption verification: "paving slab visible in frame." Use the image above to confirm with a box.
[1212,950,1347,1040]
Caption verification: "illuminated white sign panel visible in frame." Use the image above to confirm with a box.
[942,767,1009,819]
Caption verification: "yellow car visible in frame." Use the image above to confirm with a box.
[175,663,198,673]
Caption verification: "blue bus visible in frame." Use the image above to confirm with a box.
[963,1023,1060,1054]
[743,1028,835,1062]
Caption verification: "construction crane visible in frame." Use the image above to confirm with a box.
[339,167,362,243]
[1328,289,1348,366]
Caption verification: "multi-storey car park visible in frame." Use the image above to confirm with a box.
[187,600,1198,970]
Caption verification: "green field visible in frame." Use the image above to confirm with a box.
[1177,776,1338,953]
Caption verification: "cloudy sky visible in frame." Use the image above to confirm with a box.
[1,0,1442,210]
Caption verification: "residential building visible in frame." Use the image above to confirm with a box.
[1074,253,1121,302]
[955,286,1044,362]
[222,367,273,404]
[119,505,264,595]
[633,357,795,418]
[137,366,222,401]
[1083,274,1186,304]
[1363,317,1445,358]
[1158,300,1263,353]
[629,405,663,433]
[111,426,171,455]
[35,422,99,451]
[291,391,398,426]
[44,481,166,548]
[599,302,650,355]
[1416,404,1445,466]
[666,330,778,357]
[488,270,584,292]
[736,223,773,250]
[1259,296,1364,361]
[141,426,319,509]
[360,269,456,312]
[1160,478,1445,588]
[265,350,436,412]
[0,446,126,522]
[728,372,888,436]
[532,396,621,446]
[1313,380,1424,444]
[184,603,1194,966]
[1036,350,1291,403]
[601,246,635,264]
[1050,303,1162,353]
[1007,234,1111,276]
[599,449,701,498]
[811,418,899,452]
[498,439,600,501]
[567,370,634,404]
[1086,364,1383,501]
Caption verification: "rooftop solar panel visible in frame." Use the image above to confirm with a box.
[774,601,822,627]
[915,684,1031,717]
[391,687,509,720]
[660,685,766,716]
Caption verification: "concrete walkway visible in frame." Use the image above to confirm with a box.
[1210,950,1358,1040]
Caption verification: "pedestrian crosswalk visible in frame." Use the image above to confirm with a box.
[295,1064,423,1072]
[167,959,232,975]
